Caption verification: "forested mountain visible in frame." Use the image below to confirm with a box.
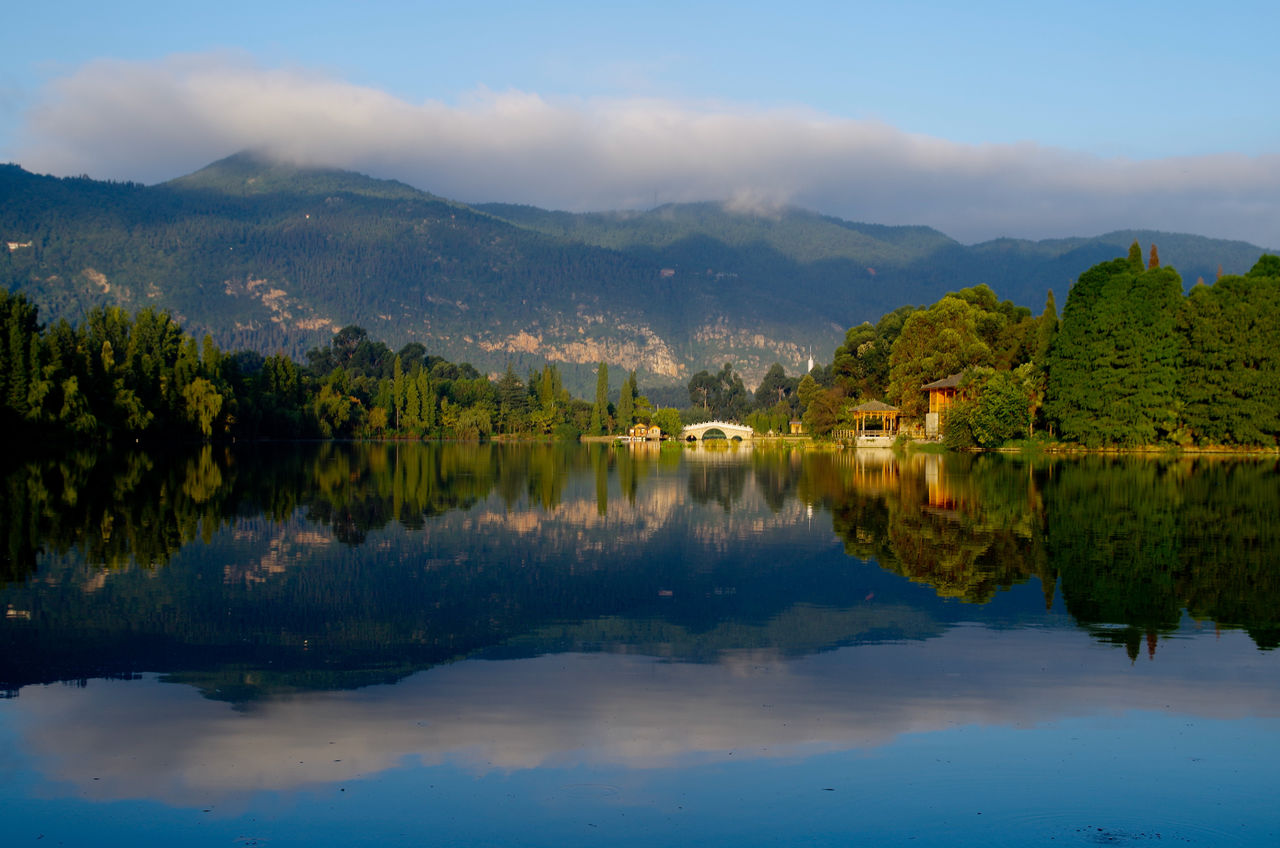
[2,153,1272,395]
[476,202,1270,318]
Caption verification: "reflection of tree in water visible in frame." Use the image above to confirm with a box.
[826,452,1049,604]
[0,442,629,697]
[686,456,749,512]
[1178,460,1280,649]
[615,448,641,506]
[592,446,609,516]
[1046,457,1183,654]
[302,442,589,544]
[6,442,1279,697]
[750,448,807,513]
[1046,456,1280,654]
[8,441,932,700]
[0,446,243,582]
[0,442,598,576]
[819,450,1280,652]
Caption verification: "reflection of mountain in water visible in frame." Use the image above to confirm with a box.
[2,443,1278,700]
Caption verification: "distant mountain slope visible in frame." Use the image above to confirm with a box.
[474,201,957,265]
[478,203,1273,313]
[166,151,432,200]
[6,155,829,392]
[2,154,1273,394]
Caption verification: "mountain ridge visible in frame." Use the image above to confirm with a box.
[2,153,1273,394]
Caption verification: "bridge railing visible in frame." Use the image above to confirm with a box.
[680,421,755,439]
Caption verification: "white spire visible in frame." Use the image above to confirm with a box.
[807,346,814,374]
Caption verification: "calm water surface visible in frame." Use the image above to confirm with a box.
[1,442,1277,846]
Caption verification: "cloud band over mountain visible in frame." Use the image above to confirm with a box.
[12,53,1280,247]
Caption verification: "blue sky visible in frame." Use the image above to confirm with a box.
[3,1,1278,245]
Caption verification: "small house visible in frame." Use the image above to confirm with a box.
[628,423,662,441]
[922,373,962,437]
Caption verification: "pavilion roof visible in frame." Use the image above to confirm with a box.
[850,400,899,413]
[921,373,963,391]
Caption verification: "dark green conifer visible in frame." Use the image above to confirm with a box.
[1127,240,1144,272]
[1046,256,1182,445]
[592,361,609,434]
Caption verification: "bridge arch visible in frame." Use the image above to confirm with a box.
[680,420,755,441]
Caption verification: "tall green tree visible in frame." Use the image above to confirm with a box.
[1177,256,1280,445]
[392,355,404,429]
[754,362,799,411]
[183,377,223,439]
[617,370,635,429]
[592,361,609,434]
[1033,290,1058,365]
[496,363,528,433]
[1046,252,1183,445]
[686,363,750,420]
[651,407,682,437]
[0,290,40,430]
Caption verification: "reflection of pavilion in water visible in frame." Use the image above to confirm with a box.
[921,453,959,511]
[842,452,958,512]
[846,448,900,495]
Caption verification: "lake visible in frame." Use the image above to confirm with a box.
[2,442,1277,846]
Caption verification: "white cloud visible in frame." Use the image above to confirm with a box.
[11,53,1280,247]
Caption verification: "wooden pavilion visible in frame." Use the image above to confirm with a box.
[849,400,901,437]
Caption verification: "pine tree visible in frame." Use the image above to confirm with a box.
[404,379,422,431]
[3,295,36,419]
[1127,240,1144,272]
[422,381,437,432]
[1046,256,1182,445]
[1034,290,1058,365]
[392,355,404,429]
[593,361,609,434]
[617,372,635,429]
[496,363,527,433]
[538,364,555,411]
[1178,257,1280,444]
[415,369,433,431]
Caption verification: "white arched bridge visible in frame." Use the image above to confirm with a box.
[680,420,755,441]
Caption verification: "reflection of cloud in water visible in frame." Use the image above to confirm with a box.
[9,626,1278,807]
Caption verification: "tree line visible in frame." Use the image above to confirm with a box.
[689,245,1279,448]
[0,295,633,444]
[673,280,1044,439]
[6,244,1276,448]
